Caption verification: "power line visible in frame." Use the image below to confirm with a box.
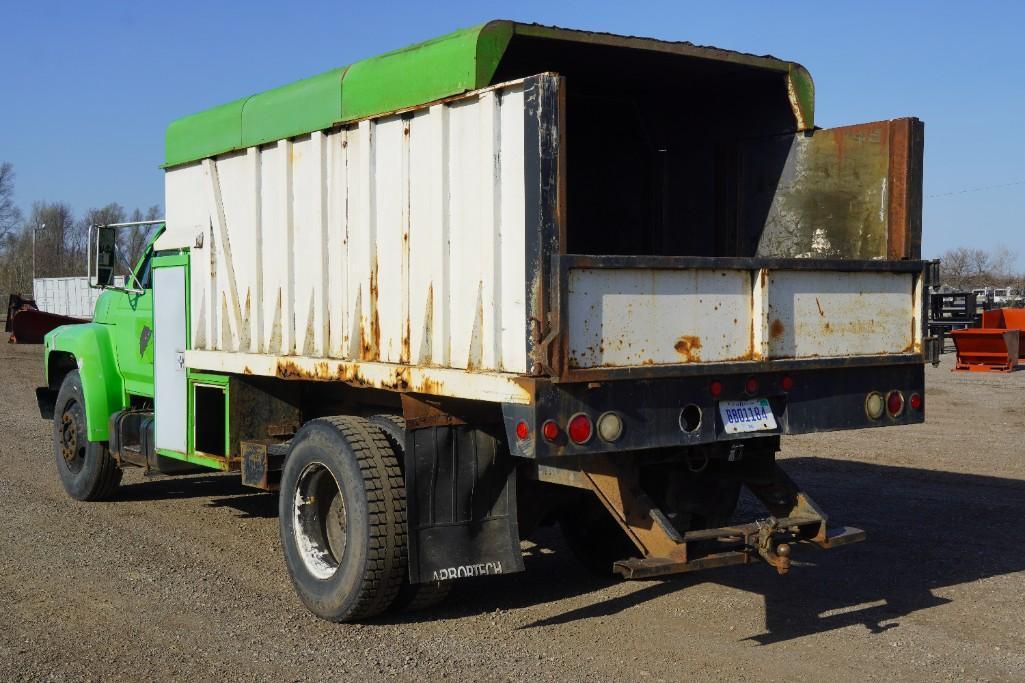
[927,179,1025,199]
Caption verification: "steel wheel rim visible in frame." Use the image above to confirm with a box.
[293,461,347,580]
[59,401,86,474]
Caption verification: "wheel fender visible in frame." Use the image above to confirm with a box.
[45,323,126,442]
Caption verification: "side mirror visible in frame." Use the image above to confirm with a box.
[93,226,118,287]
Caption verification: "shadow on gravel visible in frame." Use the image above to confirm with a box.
[111,455,1025,640]
[517,456,1025,642]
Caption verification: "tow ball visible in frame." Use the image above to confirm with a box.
[756,516,793,575]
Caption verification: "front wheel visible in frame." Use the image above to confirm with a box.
[53,370,122,501]
[279,416,408,622]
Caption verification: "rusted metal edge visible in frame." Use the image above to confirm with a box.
[184,350,535,405]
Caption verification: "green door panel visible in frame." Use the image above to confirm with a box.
[106,289,155,397]
[44,323,127,442]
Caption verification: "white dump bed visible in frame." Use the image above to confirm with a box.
[156,74,926,403]
[158,78,536,401]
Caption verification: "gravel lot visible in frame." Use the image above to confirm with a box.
[2,340,1024,682]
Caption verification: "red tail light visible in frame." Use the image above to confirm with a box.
[909,393,923,411]
[886,391,904,417]
[567,414,593,444]
[779,375,794,392]
[542,420,560,442]
[745,377,759,395]
[515,420,529,440]
[709,380,723,397]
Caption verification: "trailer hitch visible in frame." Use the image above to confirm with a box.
[541,455,867,580]
[756,517,792,575]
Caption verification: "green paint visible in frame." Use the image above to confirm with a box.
[164,98,246,168]
[788,64,816,131]
[156,448,231,472]
[339,21,511,122]
[44,323,127,442]
[166,20,811,168]
[164,22,510,167]
[44,231,173,442]
[241,68,346,148]
[187,371,230,464]
[187,370,229,386]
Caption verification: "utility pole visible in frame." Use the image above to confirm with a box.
[31,223,46,292]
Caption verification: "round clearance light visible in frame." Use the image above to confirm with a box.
[780,375,794,392]
[909,393,923,411]
[542,420,560,442]
[709,380,724,398]
[567,413,593,445]
[679,404,702,433]
[515,420,529,440]
[887,390,905,418]
[745,377,760,395]
[596,412,624,442]
[865,392,885,420]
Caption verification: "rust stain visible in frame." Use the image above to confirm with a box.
[242,366,252,375]
[770,319,785,339]
[815,297,825,317]
[274,358,443,394]
[673,335,702,362]
[361,259,381,361]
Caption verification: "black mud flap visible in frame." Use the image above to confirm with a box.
[405,425,524,584]
[36,387,57,419]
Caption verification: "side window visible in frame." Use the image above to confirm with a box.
[135,252,153,289]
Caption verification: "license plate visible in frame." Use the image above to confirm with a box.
[718,399,777,434]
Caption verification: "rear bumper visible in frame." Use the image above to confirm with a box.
[503,362,924,458]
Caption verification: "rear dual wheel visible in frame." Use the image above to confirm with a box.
[279,416,407,622]
[279,414,449,622]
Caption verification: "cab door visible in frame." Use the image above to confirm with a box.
[108,251,155,397]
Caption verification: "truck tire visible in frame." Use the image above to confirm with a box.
[279,416,407,622]
[369,413,453,612]
[53,370,122,501]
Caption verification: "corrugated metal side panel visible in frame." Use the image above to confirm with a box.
[162,81,528,375]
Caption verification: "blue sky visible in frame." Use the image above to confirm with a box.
[2,1,1022,264]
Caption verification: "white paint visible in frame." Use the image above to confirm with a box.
[153,265,188,452]
[567,266,919,369]
[32,276,123,318]
[158,80,529,383]
[567,268,754,368]
[764,270,915,359]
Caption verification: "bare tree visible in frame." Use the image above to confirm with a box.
[941,245,1024,292]
[0,162,22,245]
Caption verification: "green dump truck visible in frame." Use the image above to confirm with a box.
[38,21,933,622]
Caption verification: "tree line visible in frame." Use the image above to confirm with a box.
[0,161,160,305]
[939,245,1024,292]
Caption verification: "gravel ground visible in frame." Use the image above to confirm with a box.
[2,341,1024,682]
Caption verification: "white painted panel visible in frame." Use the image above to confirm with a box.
[567,268,753,368]
[165,79,531,383]
[153,266,187,453]
[766,271,914,358]
[498,87,526,372]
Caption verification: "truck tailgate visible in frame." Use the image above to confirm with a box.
[555,256,927,378]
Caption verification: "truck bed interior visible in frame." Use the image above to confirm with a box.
[493,34,799,258]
